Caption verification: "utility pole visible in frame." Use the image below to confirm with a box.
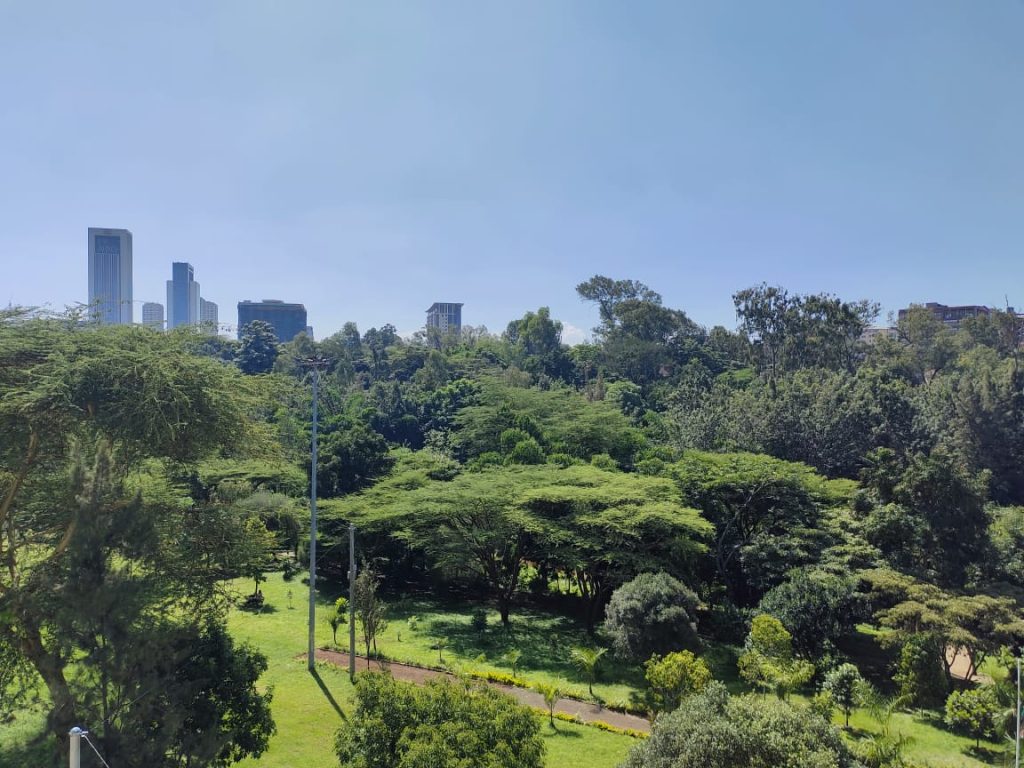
[303,356,329,672]
[349,522,357,680]
[1016,650,1021,768]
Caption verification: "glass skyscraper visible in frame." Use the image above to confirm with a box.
[237,300,307,342]
[166,262,200,329]
[87,228,133,324]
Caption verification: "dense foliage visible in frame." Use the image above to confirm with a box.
[335,672,544,768]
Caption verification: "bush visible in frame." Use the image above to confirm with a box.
[507,438,545,465]
[590,453,619,471]
[822,663,862,728]
[471,608,488,633]
[758,570,859,659]
[944,687,1001,747]
[336,672,544,768]
[603,573,700,662]
[644,650,712,713]
[621,682,859,768]
[894,633,947,707]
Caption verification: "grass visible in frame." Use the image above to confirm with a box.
[229,573,636,768]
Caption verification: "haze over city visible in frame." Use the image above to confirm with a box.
[3,1,1023,339]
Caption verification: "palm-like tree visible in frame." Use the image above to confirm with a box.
[570,646,608,697]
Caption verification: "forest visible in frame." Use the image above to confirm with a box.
[3,275,1024,768]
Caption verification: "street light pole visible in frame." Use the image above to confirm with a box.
[1016,652,1021,768]
[303,357,329,672]
[349,522,357,681]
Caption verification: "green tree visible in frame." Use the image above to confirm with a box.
[643,650,712,713]
[0,315,273,765]
[621,682,859,768]
[738,615,815,698]
[602,573,701,662]
[335,672,544,768]
[353,568,387,665]
[317,424,394,497]
[759,570,859,659]
[537,683,560,727]
[569,646,608,697]
[329,597,348,645]
[822,663,863,728]
[944,687,1001,748]
[237,320,280,374]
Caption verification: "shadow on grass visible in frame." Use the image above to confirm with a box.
[310,668,347,721]
[0,729,51,768]
[383,597,645,690]
[544,724,583,738]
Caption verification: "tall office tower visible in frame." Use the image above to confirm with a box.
[426,302,463,334]
[237,300,307,342]
[166,262,200,328]
[87,228,133,324]
[142,302,164,330]
[200,298,218,331]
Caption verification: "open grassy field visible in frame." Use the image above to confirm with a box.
[228,572,637,768]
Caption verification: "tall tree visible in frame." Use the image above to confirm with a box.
[237,320,280,374]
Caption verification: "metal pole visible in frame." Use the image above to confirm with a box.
[1016,654,1021,768]
[307,366,320,671]
[69,727,82,768]
[349,522,357,681]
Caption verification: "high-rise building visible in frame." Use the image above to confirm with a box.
[87,228,133,324]
[200,298,218,330]
[166,262,200,329]
[237,300,307,342]
[426,302,463,335]
[142,302,165,330]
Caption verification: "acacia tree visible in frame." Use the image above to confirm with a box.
[0,312,274,765]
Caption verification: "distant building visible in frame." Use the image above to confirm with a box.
[860,326,898,344]
[87,228,133,324]
[237,300,307,342]
[898,302,990,330]
[142,302,164,330]
[200,298,218,331]
[426,302,463,335]
[166,262,200,329]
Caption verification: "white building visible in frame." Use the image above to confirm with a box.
[200,298,218,331]
[87,228,133,324]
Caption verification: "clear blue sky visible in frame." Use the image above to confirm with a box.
[2,1,1022,342]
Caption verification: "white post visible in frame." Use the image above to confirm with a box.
[69,727,82,768]
[307,366,320,671]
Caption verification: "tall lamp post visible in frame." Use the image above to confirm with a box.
[1015,643,1022,768]
[302,356,329,672]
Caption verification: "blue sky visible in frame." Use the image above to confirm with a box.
[1,1,1022,342]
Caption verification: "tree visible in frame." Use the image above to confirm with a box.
[501,648,523,677]
[329,597,348,645]
[537,683,560,727]
[569,647,608,697]
[317,424,394,497]
[335,672,544,768]
[237,320,280,374]
[738,615,815,698]
[893,633,949,708]
[643,650,712,714]
[504,307,572,381]
[944,687,1001,748]
[0,314,273,765]
[759,570,859,659]
[353,569,387,666]
[620,682,859,768]
[823,663,863,728]
[602,573,700,662]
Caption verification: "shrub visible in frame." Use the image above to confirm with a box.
[590,453,619,471]
[944,687,1001,747]
[621,682,859,768]
[471,608,488,633]
[603,573,700,662]
[336,672,544,768]
[507,438,545,465]
[758,570,859,659]
[822,663,862,728]
[644,650,712,713]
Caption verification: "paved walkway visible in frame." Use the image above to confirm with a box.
[313,649,651,734]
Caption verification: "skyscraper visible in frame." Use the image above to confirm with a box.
[87,228,133,324]
[200,298,218,331]
[166,262,199,329]
[426,302,463,335]
[237,300,307,342]
[142,302,164,330]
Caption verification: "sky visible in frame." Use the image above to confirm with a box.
[1,1,1022,343]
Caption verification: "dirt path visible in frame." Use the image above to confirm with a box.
[313,649,651,734]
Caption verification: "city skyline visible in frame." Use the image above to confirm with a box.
[4,2,1022,342]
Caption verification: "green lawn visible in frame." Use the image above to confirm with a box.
[229,573,637,768]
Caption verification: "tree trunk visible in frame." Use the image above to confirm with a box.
[499,599,510,626]
[18,622,77,766]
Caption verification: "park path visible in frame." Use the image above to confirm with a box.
[313,649,652,734]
